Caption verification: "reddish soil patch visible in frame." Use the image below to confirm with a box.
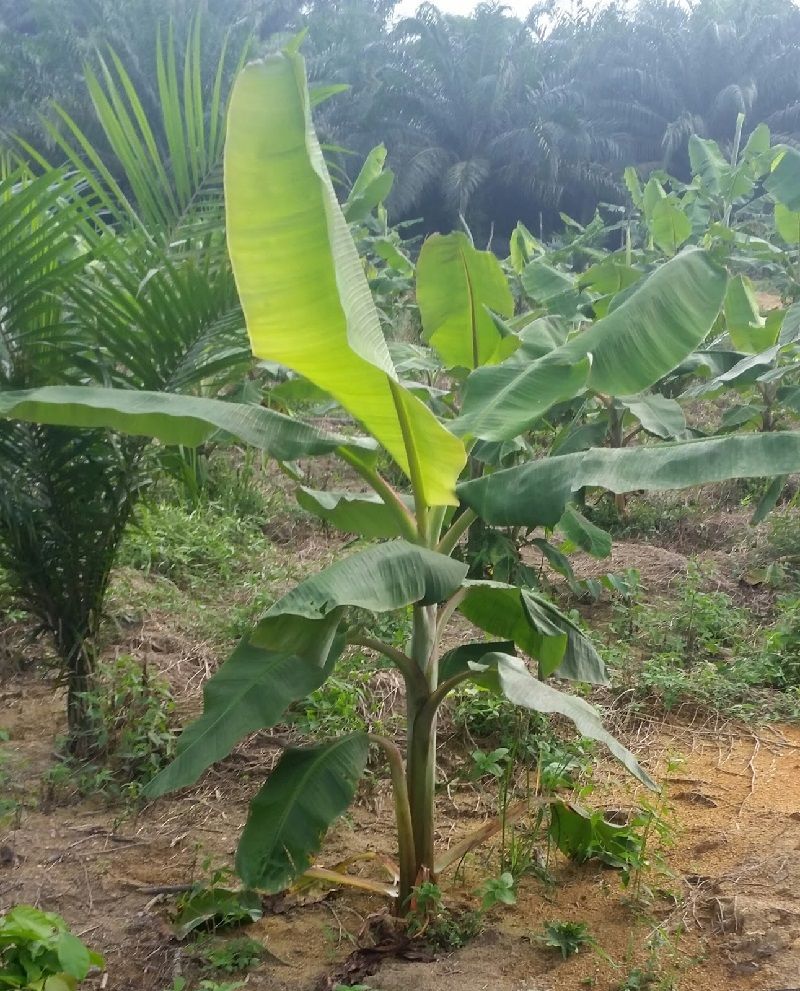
[3,663,800,991]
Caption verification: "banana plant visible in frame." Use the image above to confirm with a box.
[9,50,800,910]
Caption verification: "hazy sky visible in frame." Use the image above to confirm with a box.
[391,0,622,19]
[394,0,542,16]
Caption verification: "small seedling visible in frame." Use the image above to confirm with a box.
[619,966,659,990]
[405,882,481,950]
[467,747,511,781]
[477,872,517,911]
[199,935,267,973]
[538,920,594,959]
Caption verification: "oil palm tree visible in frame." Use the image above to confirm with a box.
[585,0,800,177]
[376,3,615,239]
[0,21,251,754]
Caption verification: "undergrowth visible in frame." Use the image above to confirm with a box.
[42,654,176,803]
[602,560,800,721]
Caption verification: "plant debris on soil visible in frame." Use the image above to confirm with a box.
[3,486,800,991]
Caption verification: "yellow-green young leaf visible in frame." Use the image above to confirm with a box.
[417,232,513,369]
[765,145,800,211]
[775,202,800,244]
[509,221,543,273]
[642,176,666,222]
[224,54,465,505]
[724,275,776,353]
[742,122,771,163]
[344,145,394,223]
[624,166,644,208]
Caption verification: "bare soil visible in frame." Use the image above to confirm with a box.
[3,516,800,991]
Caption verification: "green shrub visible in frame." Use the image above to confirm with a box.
[0,905,104,988]
[43,654,176,802]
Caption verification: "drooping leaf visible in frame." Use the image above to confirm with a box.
[619,394,687,439]
[751,475,787,525]
[458,581,608,685]
[416,232,513,370]
[558,506,612,558]
[491,653,655,788]
[459,432,800,527]
[295,487,413,539]
[236,734,370,891]
[438,640,516,685]
[0,386,372,460]
[225,53,465,505]
[453,353,591,441]
[146,615,344,797]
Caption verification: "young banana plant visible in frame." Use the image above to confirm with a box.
[7,49,800,911]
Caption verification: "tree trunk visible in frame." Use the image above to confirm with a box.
[65,642,99,759]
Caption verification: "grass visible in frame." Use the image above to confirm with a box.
[600,559,800,721]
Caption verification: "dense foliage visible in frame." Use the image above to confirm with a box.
[5,0,800,953]
[3,0,800,241]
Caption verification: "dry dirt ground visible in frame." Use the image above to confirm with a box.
[3,518,800,991]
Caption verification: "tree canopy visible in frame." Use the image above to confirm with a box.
[2,0,800,241]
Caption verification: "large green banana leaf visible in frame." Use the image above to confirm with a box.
[557,248,727,396]
[236,734,370,891]
[453,249,726,441]
[146,614,344,797]
[260,540,468,621]
[454,354,591,441]
[0,386,373,460]
[458,431,800,527]
[416,232,513,369]
[458,581,608,684]
[224,53,465,506]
